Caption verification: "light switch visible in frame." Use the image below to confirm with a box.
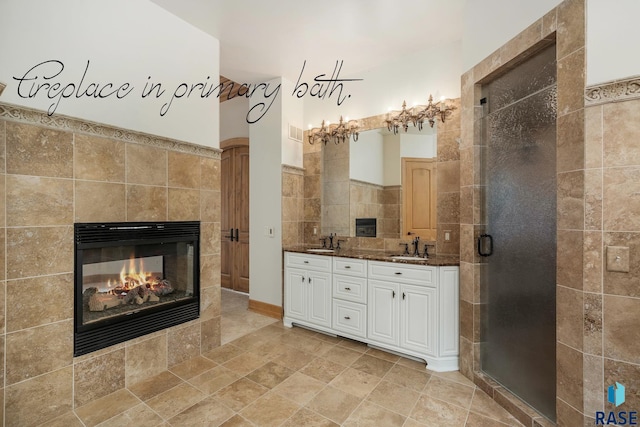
[444,230,451,242]
[606,246,630,273]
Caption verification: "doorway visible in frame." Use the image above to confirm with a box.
[221,138,250,293]
[480,43,557,420]
[402,157,437,240]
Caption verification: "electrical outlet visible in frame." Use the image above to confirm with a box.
[313,227,317,235]
[444,230,451,242]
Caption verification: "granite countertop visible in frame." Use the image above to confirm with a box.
[283,245,460,267]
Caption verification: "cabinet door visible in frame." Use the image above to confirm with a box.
[285,268,307,321]
[308,271,332,328]
[400,284,437,356]
[367,279,399,346]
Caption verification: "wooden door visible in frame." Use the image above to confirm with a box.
[221,144,250,292]
[402,158,437,240]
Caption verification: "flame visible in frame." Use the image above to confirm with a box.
[110,255,158,293]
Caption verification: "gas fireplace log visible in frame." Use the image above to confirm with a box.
[89,293,122,312]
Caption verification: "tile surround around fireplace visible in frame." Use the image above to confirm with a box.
[0,102,222,425]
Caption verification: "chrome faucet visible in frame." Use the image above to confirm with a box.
[328,233,335,249]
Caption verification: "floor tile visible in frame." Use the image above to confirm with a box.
[94,403,162,427]
[245,360,294,389]
[272,371,326,405]
[351,353,395,377]
[366,379,420,416]
[188,365,241,395]
[213,378,269,412]
[128,370,184,401]
[220,414,255,427]
[39,411,84,427]
[222,351,268,376]
[300,357,347,383]
[329,367,381,398]
[203,343,246,364]
[169,355,217,380]
[75,389,140,427]
[470,389,523,426]
[281,408,339,427]
[321,345,362,366]
[240,392,300,426]
[59,287,533,427]
[145,382,206,420]
[410,394,469,427]
[383,364,431,392]
[424,376,476,409]
[167,396,235,426]
[343,401,406,427]
[305,385,362,424]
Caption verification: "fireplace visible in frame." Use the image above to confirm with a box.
[74,221,200,356]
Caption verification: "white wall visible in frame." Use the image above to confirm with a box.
[303,41,462,128]
[383,134,401,186]
[350,130,385,185]
[281,79,304,168]
[462,0,562,72]
[220,97,250,142]
[400,133,436,159]
[0,0,219,148]
[586,0,640,84]
[249,77,283,307]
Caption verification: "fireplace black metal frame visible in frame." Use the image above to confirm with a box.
[74,221,200,356]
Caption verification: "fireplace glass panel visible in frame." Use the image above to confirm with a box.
[80,241,195,325]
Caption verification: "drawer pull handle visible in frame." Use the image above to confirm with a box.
[304,261,309,264]
[392,290,396,298]
[395,272,402,275]
[308,277,312,283]
[344,287,351,291]
[344,265,351,269]
[344,316,351,320]
[403,292,406,300]
[301,276,305,282]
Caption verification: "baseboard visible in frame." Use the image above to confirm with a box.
[248,299,283,320]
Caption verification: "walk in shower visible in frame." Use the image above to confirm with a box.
[479,43,557,420]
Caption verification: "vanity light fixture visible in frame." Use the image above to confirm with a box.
[307,116,359,145]
[385,94,456,135]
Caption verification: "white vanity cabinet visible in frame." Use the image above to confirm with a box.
[283,252,332,330]
[332,257,368,340]
[367,262,437,357]
[283,251,459,372]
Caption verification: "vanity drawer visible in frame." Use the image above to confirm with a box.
[333,257,367,277]
[333,274,367,304]
[285,252,332,272]
[332,299,367,339]
[368,261,435,287]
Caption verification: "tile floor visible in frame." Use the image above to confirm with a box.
[45,289,524,427]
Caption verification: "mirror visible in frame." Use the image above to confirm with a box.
[321,124,437,240]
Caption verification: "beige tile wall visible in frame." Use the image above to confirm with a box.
[583,95,640,421]
[0,103,221,426]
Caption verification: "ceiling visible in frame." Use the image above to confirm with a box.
[151,0,465,84]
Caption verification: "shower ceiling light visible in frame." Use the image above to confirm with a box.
[307,116,359,145]
[385,94,456,135]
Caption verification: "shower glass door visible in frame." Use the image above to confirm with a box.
[480,43,557,421]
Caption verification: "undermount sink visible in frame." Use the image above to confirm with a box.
[306,248,335,253]
[389,255,426,261]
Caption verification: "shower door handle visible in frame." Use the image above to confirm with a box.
[478,234,493,257]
